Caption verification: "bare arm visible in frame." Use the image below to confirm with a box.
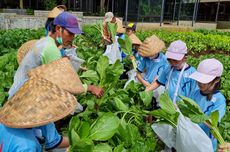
[57,137,69,148]
[145,80,160,92]
[88,85,104,98]
[136,72,150,87]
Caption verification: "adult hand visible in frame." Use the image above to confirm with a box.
[218,142,230,152]
[88,85,104,98]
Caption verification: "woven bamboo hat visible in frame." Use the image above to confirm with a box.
[116,18,125,34]
[0,77,77,128]
[28,58,84,94]
[138,35,165,57]
[48,5,67,18]
[129,33,142,45]
[17,39,37,64]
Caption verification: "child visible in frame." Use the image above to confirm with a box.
[129,33,142,67]
[137,35,167,86]
[189,58,226,151]
[137,35,168,105]
[145,40,198,103]
[126,23,136,36]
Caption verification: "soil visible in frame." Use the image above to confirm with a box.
[189,50,230,58]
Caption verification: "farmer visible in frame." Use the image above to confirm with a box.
[136,35,168,107]
[145,40,198,103]
[102,12,116,45]
[126,23,136,36]
[189,58,226,151]
[12,12,104,99]
[45,5,67,36]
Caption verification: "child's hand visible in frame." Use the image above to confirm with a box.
[129,55,135,61]
[218,142,230,152]
[145,85,152,92]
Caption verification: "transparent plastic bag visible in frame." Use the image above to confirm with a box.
[103,36,122,64]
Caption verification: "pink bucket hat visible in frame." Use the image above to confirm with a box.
[189,58,223,84]
[165,40,187,60]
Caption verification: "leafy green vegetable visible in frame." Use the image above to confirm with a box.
[92,143,112,152]
[89,112,120,141]
[148,92,179,128]
[107,22,118,43]
[139,91,153,107]
[178,95,225,145]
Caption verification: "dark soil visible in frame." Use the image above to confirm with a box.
[189,50,230,58]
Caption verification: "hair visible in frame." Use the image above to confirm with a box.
[201,77,221,101]
[45,19,56,34]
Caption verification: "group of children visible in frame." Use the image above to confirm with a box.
[102,12,226,151]
[0,9,227,152]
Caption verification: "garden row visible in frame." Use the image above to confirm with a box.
[0,26,229,151]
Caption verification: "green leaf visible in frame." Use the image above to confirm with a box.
[113,97,129,111]
[210,111,219,127]
[118,36,132,56]
[107,22,118,43]
[80,70,99,84]
[159,92,177,115]
[149,109,179,127]
[179,95,204,115]
[96,56,109,81]
[139,91,153,107]
[78,121,91,139]
[93,143,112,152]
[114,144,127,152]
[89,112,120,141]
[70,137,94,152]
[68,116,81,145]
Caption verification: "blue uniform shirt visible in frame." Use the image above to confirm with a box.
[132,48,143,67]
[0,123,62,152]
[189,90,226,150]
[157,65,198,101]
[137,52,168,83]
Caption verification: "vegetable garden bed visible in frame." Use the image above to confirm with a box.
[0,26,229,151]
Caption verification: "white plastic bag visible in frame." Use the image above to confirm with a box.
[64,48,85,71]
[103,36,122,64]
[124,69,139,88]
[151,113,213,152]
[153,85,165,106]
[175,114,213,152]
[151,124,176,149]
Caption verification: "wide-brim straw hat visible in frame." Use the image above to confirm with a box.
[0,77,77,128]
[17,39,37,64]
[48,5,67,18]
[138,35,165,57]
[28,58,84,94]
[129,33,142,45]
[116,18,125,34]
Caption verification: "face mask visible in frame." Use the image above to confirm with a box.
[56,28,63,45]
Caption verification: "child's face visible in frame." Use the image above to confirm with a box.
[126,29,133,36]
[167,58,185,69]
[198,82,209,92]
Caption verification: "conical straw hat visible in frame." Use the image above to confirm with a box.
[0,77,77,128]
[138,35,165,57]
[17,40,37,64]
[28,58,84,94]
[48,5,67,18]
[129,34,142,45]
[116,18,125,34]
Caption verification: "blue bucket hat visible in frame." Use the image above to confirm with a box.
[54,12,82,34]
